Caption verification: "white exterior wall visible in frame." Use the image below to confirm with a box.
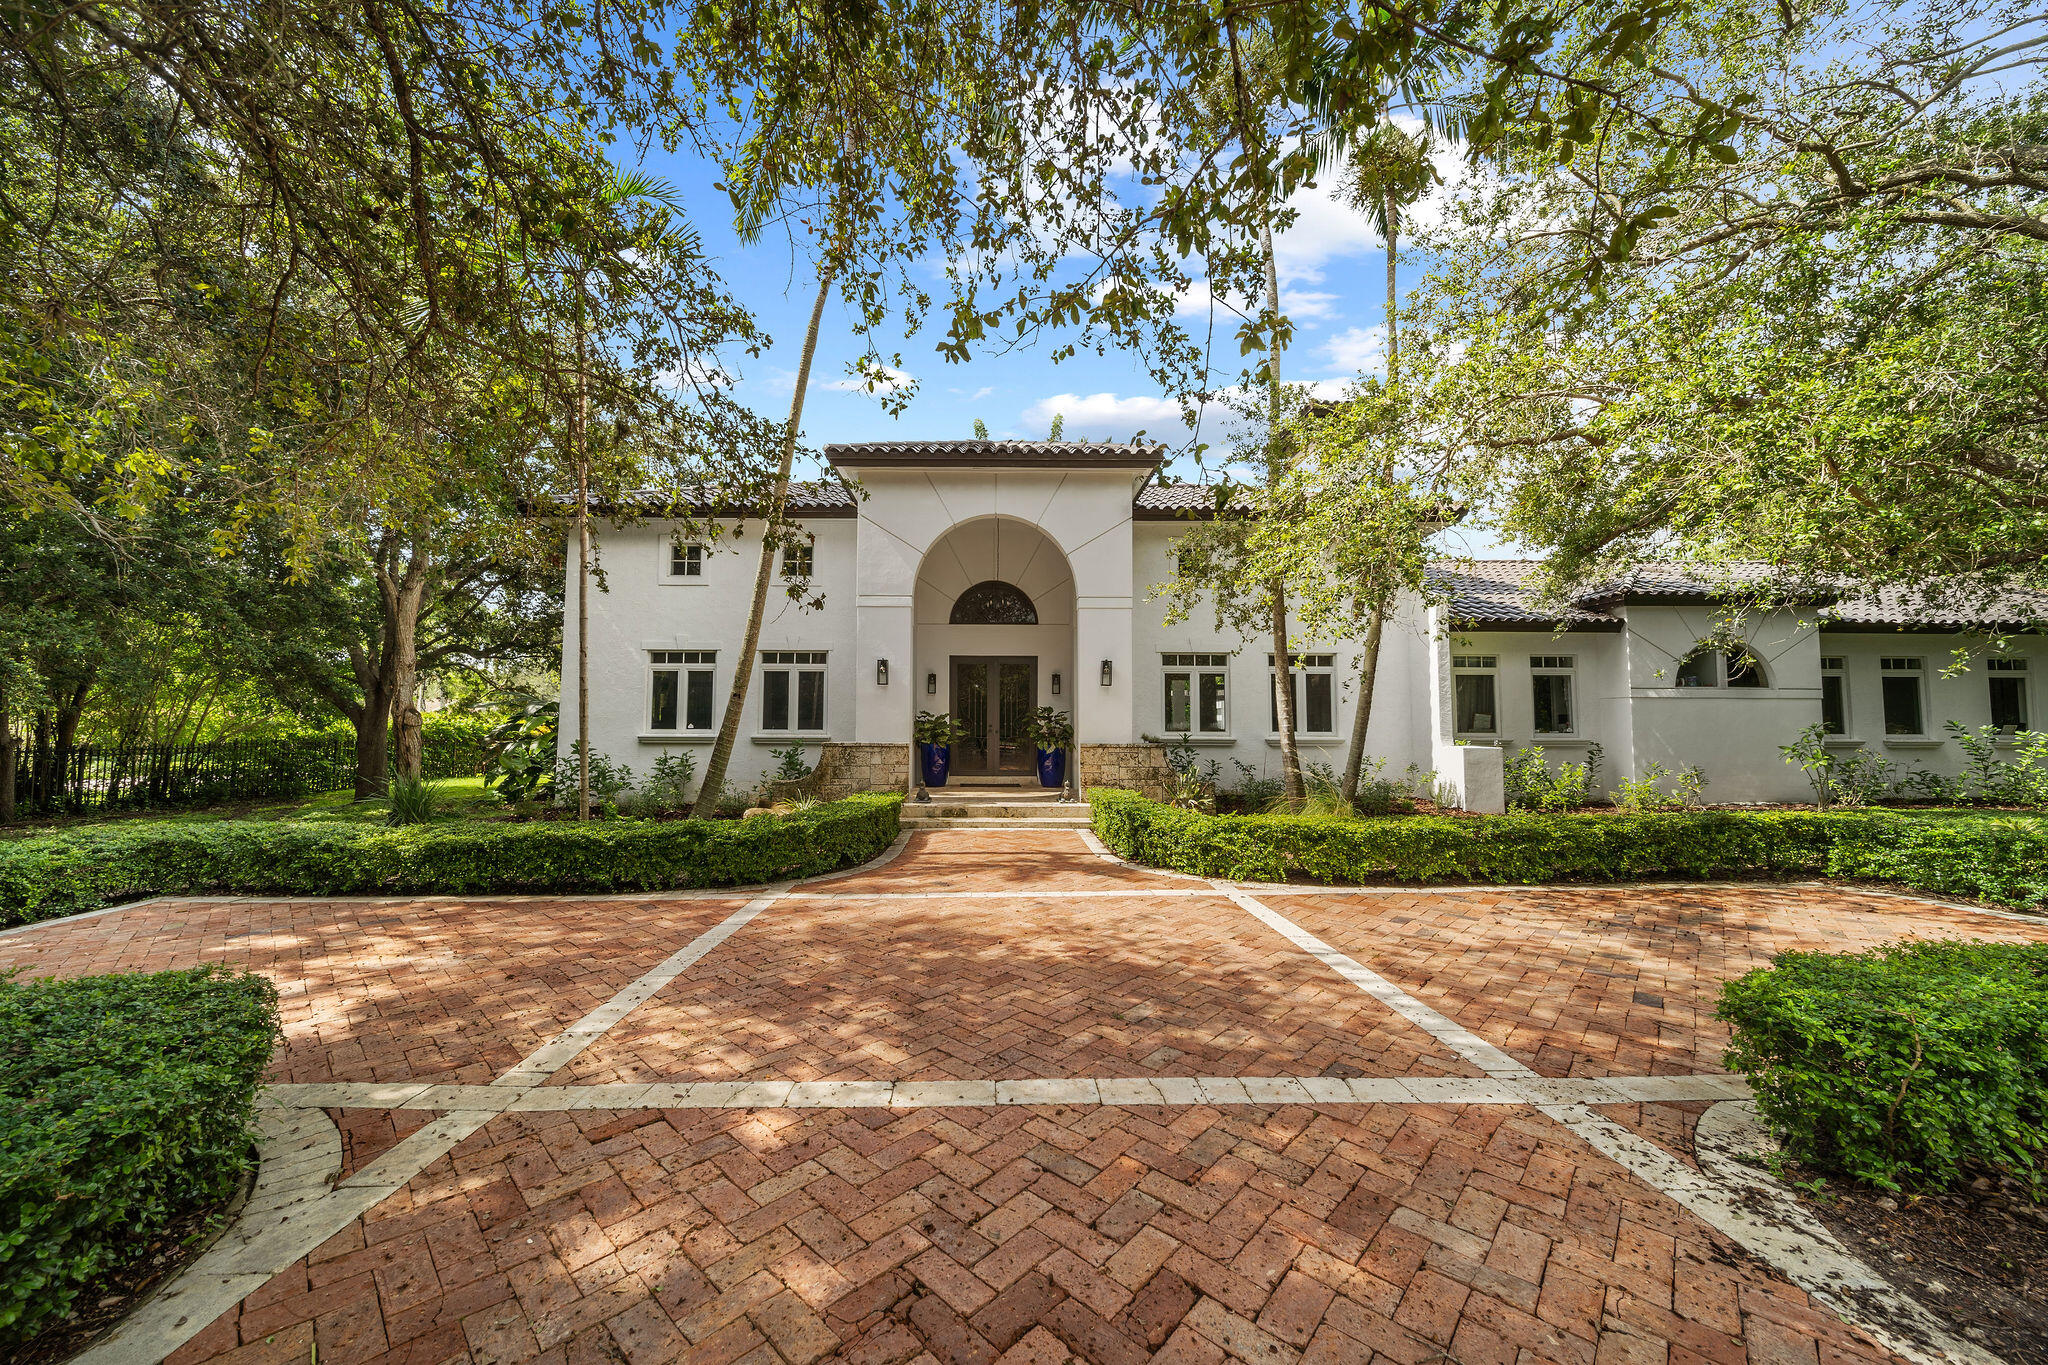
[560,470,2045,806]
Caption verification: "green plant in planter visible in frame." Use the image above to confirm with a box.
[1023,707,1075,753]
[914,711,965,746]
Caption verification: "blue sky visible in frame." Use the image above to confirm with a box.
[639,132,1512,558]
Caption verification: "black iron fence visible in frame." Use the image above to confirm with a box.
[7,733,357,819]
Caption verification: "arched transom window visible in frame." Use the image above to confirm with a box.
[950,580,1038,625]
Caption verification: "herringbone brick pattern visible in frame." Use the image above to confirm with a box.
[819,830,1194,893]
[553,894,1476,1087]
[1283,886,2048,1078]
[0,896,746,1084]
[169,1098,1896,1365]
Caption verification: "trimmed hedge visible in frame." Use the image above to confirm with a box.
[1087,788,2048,906]
[0,793,902,925]
[0,966,280,1345]
[1720,940,2048,1190]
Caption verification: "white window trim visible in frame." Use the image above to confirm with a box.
[1530,656,1576,736]
[659,538,708,585]
[1988,658,2030,734]
[1819,656,1855,744]
[1451,655,1500,739]
[756,650,831,738]
[1161,653,1233,740]
[1879,656,1929,742]
[1267,653,1337,737]
[643,649,718,739]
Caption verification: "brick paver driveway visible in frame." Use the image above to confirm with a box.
[9,828,2045,1365]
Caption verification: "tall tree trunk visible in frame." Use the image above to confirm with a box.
[1259,213,1304,804]
[694,266,836,816]
[383,542,432,781]
[353,685,395,799]
[0,685,15,824]
[1339,197,1401,806]
[51,675,90,810]
[575,307,592,819]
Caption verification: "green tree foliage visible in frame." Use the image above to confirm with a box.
[1411,0,2048,606]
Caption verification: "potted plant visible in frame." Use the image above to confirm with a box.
[914,711,963,788]
[1023,707,1075,788]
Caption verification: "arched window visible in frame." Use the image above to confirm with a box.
[1675,648,1768,688]
[950,580,1038,624]
[1725,648,1768,688]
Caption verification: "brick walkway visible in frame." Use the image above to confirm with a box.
[8,829,2043,1365]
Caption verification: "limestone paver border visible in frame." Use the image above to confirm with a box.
[62,826,2009,1365]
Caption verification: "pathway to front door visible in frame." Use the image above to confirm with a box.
[12,829,2042,1365]
[951,656,1036,776]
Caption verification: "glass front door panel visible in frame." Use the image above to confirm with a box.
[997,662,1034,772]
[953,662,990,772]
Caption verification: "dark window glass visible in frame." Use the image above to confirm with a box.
[1882,675,1923,735]
[798,671,826,730]
[1532,675,1573,733]
[670,543,702,576]
[764,671,791,730]
[1675,653,1717,687]
[686,669,714,730]
[651,671,679,730]
[950,580,1037,624]
[1991,676,2027,730]
[1455,673,1497,733]
[1725,650,1767,688]
[1305,672,1333,733]
[1821,675,1847,734]
[783,544,813,578]
[1165,673,1192,731]
[1199,672,1227,733]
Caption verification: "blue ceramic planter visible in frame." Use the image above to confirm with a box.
[1036,747,1066,789]
[919,742,951,788]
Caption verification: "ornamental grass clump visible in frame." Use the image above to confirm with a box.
[1718,940,2048,1192]
[0,966,280,1345]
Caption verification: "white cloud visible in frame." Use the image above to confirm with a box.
[825,364,914,394]
[1021,391,1185,439]
[1320,325,1387,377]
[948,385,996,401]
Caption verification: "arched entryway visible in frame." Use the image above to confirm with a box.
[913,517,1076,777]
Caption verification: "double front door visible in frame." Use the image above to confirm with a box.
[950,657,1037,775]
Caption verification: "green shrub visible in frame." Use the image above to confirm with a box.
[0,793,902,924]
[1719,941,2048,1190]
[386,775,440,825]
[0,967,280,1345]
[1087,789,2048,906]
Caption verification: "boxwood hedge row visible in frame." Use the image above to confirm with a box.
[0,793,902,925]
[0,966,280,1346]
[1087,788,2048,906]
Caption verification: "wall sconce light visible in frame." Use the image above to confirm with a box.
[925,672,937,695]
[1100,659,1113,687]
[876,659,889,686]
[1051,672,1062,696]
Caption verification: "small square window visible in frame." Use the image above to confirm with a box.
[669,542,704,578]
[781,543,814,578]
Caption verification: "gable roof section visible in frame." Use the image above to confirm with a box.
[1427,561,1621,630]
[825,439,1164,470]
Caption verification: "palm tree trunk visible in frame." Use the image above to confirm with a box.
[575,305,592,820]
[1340,197,1401,805]
[694,266,836,816]
[1259,212,1304,804]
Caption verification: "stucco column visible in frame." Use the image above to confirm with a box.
[1075,599,1136,743]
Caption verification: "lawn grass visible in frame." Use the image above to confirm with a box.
[0,776,499,838]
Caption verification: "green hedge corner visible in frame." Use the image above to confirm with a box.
[0,966,282,1346]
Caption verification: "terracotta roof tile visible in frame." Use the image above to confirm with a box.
[825,439,1164,468]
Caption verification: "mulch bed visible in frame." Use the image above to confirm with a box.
[1789,1164,2048,1364]
[0,1196,241,1365]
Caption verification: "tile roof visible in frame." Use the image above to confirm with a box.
[825,439,1165,469]
[1426,561,1621,627]
[1824,585,2048,629]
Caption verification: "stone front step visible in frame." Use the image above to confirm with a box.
[903,801,1081,821]
[898,815,1095,828]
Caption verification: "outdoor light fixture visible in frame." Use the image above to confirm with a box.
[1100,659,1113,686]
[926,672,937,694]
[876,658,889,686]
[1051,672,1062,696]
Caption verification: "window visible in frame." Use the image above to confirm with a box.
[1163,653,1230,734]
[760,651,827,731]
[950,580,1037,624]
[1453,655,1498,735]
[1821,657,1848,735]
[1531,655,1575,734]
[1989,658,2028,730]
[780,541,814,579]
[1881,656,1924,735]
[1268,653,1335,734]
[668,541,704,579]
[1675,649,1767,688]
[650,651,715,731]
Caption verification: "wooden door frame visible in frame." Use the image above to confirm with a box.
[948,655,1038,776]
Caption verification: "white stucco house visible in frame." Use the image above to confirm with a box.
[559,439,2047,809]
